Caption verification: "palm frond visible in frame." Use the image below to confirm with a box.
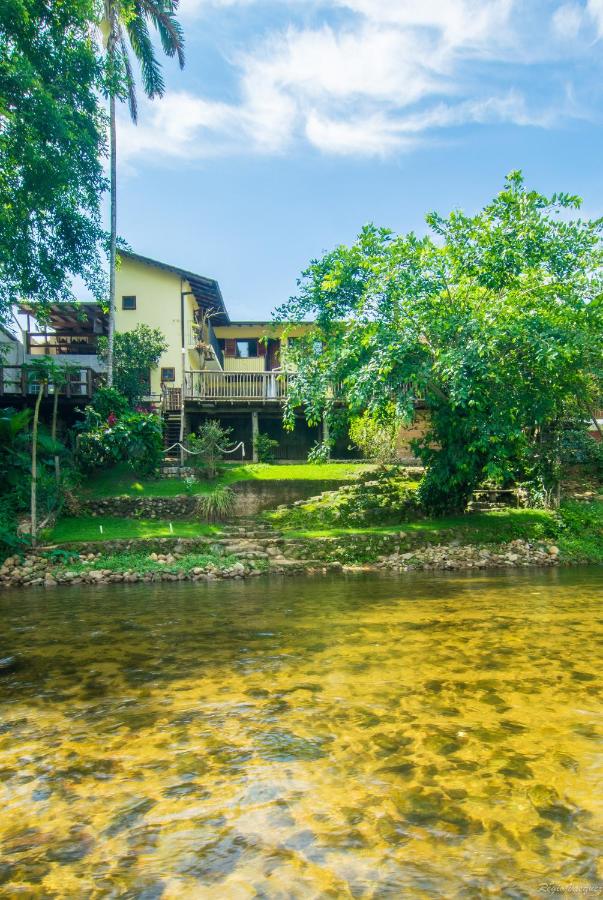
[126,12,165,99]
[119,29,138,123]
[141,0,185,68]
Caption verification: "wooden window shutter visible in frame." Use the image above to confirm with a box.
[224,338,236,357]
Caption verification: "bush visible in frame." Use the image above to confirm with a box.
[271,468,420,530]
[254,433,279,463]
[555,501,603,562]
[88,387,129,422]
[559,423,603,474]
[195,486,235,522]
[307,441,332,464]
[187,421,233,479]
[98,325,168,407]
[0,497,27,560]
[78,411,163,475]
[349,412,400,464]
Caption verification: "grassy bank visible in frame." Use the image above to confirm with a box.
[50,549,239,577]
[283,502,603,563]
[81,462,376,499]
[46,518,221,543]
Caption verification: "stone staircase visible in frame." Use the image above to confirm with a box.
[467,488,519,512]
[213,519,315,570]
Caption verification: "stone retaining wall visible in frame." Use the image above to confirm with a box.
[82,479,353,520]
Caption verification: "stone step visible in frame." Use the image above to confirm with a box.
[467,502,507,511]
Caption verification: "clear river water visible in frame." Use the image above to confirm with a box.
[0,568,602,898]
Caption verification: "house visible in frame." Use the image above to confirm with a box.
[0,325,24,368]
[113,251,338,460]
[0,303,107,414]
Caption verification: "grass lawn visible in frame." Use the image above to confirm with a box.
[80,462,377,499]
[45,517,222,544]
[285,508,559,543]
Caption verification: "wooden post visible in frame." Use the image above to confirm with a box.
[251,410,259,462]
[323,414,330,455]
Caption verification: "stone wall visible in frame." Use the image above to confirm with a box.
[230,479,349,516]
[82,496,199,519]
[82,479,352,520]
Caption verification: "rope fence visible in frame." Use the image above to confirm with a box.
[163,441,246,458]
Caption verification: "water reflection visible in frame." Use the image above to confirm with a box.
[0,569,602,897]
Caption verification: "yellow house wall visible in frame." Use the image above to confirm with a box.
[115,256,200,394]
[214,324,313,373]
[114,256,315,386]
[223,357,265,373]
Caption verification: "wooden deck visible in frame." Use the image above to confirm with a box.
[0,366,97,398]
[183,370,292,402]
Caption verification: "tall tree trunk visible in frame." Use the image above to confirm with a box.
[52,386,60,484]
[31,380,45,547]
[107,91,117,387]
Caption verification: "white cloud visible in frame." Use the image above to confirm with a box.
[587,0,603,36]
[120,0,588,166]
[552,3,585,39]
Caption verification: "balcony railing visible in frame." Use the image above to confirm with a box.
[26,333,99,356]
[0,366,97,398]
[184,370,292,402]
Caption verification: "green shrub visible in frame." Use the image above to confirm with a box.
[78,412,163,475]
[88,387,129,421]
[555,501,603,562]
[271,468,419,530]
[187,421,233,479]
[195,486,235,522]
[0,497,27,560]
[349,411,400,464]
[307,441,331,464]
[254,433,279,463]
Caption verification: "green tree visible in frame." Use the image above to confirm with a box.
[98,323,168,405]
[0,0,107,326]
[277,173,603,513]
[102,0,185,385]
[188,420,233,479]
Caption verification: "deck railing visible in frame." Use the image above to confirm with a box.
[26,333,99,356]
[0,366,97,398]
[184,370,292,402]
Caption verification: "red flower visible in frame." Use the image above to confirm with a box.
[107,412,117,426]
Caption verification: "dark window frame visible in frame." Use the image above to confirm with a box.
[122,295,137,310]
[161,367,176,383]
[235,338,258,358]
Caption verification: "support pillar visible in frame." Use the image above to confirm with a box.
[251,410,259,462]
[322,414,330,452]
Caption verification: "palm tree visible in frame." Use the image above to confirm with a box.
[103,0,184,386]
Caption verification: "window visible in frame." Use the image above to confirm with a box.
[235,338,258,358]
[122,295,136,310]
[161,367,176,382]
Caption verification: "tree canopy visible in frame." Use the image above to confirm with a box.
[98,323,167,406]
[0,0,108,326]
[277,173,603,513]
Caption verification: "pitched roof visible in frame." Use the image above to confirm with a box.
[120,251,230,325]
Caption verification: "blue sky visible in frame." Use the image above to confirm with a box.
[115,0,603,320]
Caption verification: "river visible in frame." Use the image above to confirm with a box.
[1,568,602,897]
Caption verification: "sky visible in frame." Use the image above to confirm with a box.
[114,0,603,320]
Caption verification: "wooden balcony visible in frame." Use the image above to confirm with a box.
[183,370,292,403]
[0,366,98,398]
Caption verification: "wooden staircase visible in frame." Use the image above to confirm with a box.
[163,413,181,461]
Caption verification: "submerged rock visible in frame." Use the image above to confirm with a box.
[104,797,156,837]
[528,785,577,826]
